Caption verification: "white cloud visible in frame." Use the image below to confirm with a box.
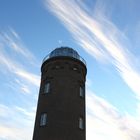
[86,90,140,140]
[0,28,37,63]
[0,104,35,140]
[45,0,140,102]
[15,69,40,87]
[0,28,39,139]
[0,28,40,88]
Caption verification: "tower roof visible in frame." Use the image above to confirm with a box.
[43,47,86,65]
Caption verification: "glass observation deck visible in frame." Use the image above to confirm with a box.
[42,47,86,65]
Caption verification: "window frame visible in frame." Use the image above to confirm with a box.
[79,117,84,130]
[80,85,85,98]
[40,113,48,126]
[44,82,50,94]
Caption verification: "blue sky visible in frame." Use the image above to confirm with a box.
[0,0,140,140]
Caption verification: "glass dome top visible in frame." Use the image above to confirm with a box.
[43,47,86,65]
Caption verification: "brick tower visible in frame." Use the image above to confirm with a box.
[33,47,87,140]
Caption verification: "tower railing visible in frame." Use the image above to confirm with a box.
[42,47,86,65]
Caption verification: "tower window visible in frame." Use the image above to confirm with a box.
[73,67,78,71]
[44,82,50,94]
[79,117,84,129]
[72,66,80,73]
[56,65,60,69]
[40,113,47,126]
[80,86,84,97]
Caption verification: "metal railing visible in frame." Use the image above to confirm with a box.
[42,47,86,65]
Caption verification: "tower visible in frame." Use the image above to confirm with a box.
[33,47,87,140]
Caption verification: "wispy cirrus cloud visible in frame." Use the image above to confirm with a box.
[0,27,37,64]
[0,104,35,140]
[86,90,140,140]
[45,0,140,99]
[0,28,40,88]
[0,28,40,139]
